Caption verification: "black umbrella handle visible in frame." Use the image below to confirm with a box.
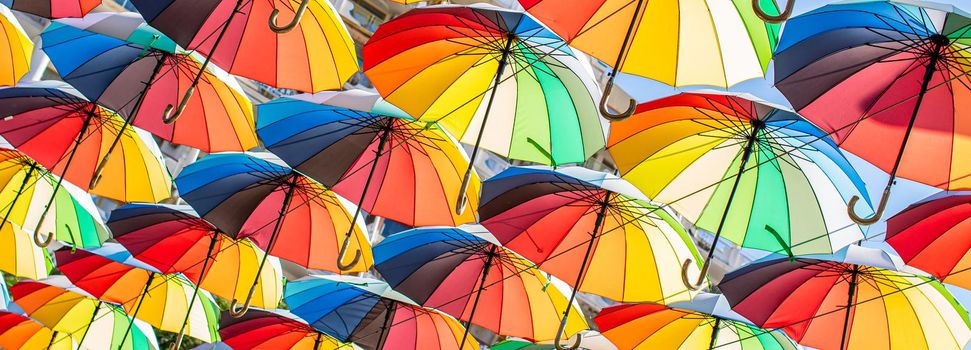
[269,0,309,33]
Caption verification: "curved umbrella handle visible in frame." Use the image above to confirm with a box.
[752,0,794,23]
[34,230,53,247]
[554,314,582,350]
[848,189,889,225]
[336,234,362,272]
[599,78,636,121]
[269,0,310,34]
[162,86,195,125]
[170,332,185,350]
[229,285,257,318]
[88,151,113,189]
[680,258,707,291]
[455,170,473,215]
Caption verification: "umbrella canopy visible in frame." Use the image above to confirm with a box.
[0,0,100,18]
[480,166,703,304]
[363,4,606,167]
[886,194,971,290]
[0,84,172,203]
[372,226,588,343]
[0,311,75,350]
[10,276,159,350]
[130,0,359,93]
[0,5,31,86]
[606,93,870,289]
[42,14,258,153]
[55,244,221,344]
[774,0,971,223]
[720,246,971,350]
[285,275,478,350]
[0,222,49,280]
[257,90,479,227]
[594,293,799,350]
[220,308,353,350]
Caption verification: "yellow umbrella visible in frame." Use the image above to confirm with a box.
[0,5,32,86]
[0,223,49,280]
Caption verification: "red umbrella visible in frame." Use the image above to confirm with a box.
[886,194,971,290]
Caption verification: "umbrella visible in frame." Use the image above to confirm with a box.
[0,223,49,280]
[773,0,971,224]
[220,308,354,350]
[594,293,799,350]
[285,275,479,350]
[0,0,100,18]
[372,226,588,345]
[606,93,870,289]
[519,0,782,119]
[363,4,607,211]
[129,0,358,98]
[55,244,221,345]
[41,13,258,154]
[108,203,284,347]
[175,152,371,315]
[0,311,75,350]
[0,5,31,86]
[256,90,479,265]
[720,245,971,350]
[0,83,172,207]
[886,194,971,290]
[479,166,702,347]
[10,276,158,350]
[0,148,110,249]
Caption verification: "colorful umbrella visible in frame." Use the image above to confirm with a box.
[130,0,358,98]
[108,203,284,346]
[0,222,49,280]
[176,152,371,314]
[285,275,479,350]
[42,13,258,154]
[373,226,588,345]
[0,148,109,249]
[606,93,870,289]
[519,0,781,119]
[0,5,31,87]
[594,293,799,350]
[720,246,971,350]
[774,0,971,224]
[256,90,479,259]
[0,0,101,18]
[479,166,702,347]
[886,194,971,290]
[220,308,353,350]
[363,4,606,211]
[55,244,221,344]
[0,311,75,350]
[0,83,172,206]
[10,276,158,350]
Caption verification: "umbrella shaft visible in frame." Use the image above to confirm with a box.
[77,300,103,347]
[562,193,611,321]
[185,0,245,94]
[708,317,721,350]
[886,45,944,183]
[100,52,171,162]
[458,246,497,350]
[605,0,646,79]
[374,300,396,350]
[246,176,298,299]
[174,234,219,348]
[464,35,515,170]
[121,272,157,347]
[34,109,96,240]
[313,332,323,350]
[840,265,859,350]
[347,119,394,241]
[0,162,36,232]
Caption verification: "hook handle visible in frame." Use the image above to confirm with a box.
[336,234,362,272]
[455,169,474,215]
[553,314,582,350]
[88,151,113,189]
[162,86,195,124]
[599,79,636,121]
[752,0,794,23]
[680,258,707,291]
[169,331,185,350]
[848,188,889,226]
[269,0,310,33]
[34,230,53,247]
[229,285,257,318]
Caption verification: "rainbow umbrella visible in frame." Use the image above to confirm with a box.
[720,245,971,350]
[0,5,31,87]
[594,293,799,350]
[41,13,258,154]
[519,0,782,119]
[285,275,478,350]
[10,276,158,350]
[220,308,354,350]
[257,90,479,266]
[108,203,284,346]
[774,0,971,224]
[176,152,371,315]
[129,0,358,101]
[1,0,100,18]
[55,244,221,345]
[0,149,109,249]
[606,93,870,289]
[0,223,49,280]
[0,83,171,206]
[886,194,971,290]
[0,311,75,350]
[373,226,588,345]
[479,166,702,347]
[363,4,606,211]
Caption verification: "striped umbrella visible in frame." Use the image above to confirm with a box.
[373,226,588,345]
[720,246,971,350]
[363,4,606,211]
[886,194,971,290]
[606,93,870,289]
[0,311,75,350]
[0,0,101,18]
[0,223,49,280]
[176,152,371,315]
[42,13,258,154]
[285,275,479,350]
[220,308,354,350]
[55,244,221,345]
[0,5,31,86]
[10,276,158,350]
[257,91,479,251]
